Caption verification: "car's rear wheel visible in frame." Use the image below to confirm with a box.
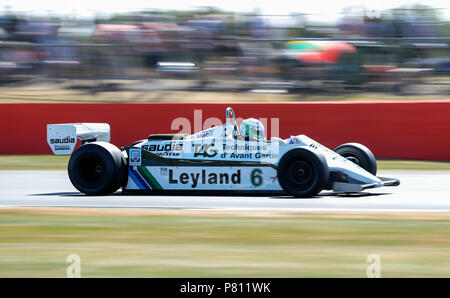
[277,148,329,197]
[334,142,377,175]
[68,142,127,195]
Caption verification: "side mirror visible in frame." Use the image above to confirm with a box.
[225,107,238,139]
[225,107,236,126]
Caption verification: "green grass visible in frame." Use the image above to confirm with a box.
[1,155,449,171]
[377,160,450,171]
[0,209,449,277]
[0,155,70,170]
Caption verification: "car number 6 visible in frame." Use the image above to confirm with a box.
[251,169,263,187]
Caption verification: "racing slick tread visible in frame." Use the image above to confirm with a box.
[68,142,127,195]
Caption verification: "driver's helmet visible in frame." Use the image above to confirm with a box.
[239,118,265,141]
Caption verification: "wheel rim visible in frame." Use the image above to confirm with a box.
[289,160,313,185]
[343,155,361,167]
[79,155,106,184]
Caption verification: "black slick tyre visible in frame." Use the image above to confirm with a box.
[68,142,127,195]
[334,142,377,175]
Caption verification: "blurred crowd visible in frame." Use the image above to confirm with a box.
[0,6,448,95]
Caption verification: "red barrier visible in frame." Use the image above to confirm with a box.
[1,101,450,160]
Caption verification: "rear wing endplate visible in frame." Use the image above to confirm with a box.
[47,123,110,155]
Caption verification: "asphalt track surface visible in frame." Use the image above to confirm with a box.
[0,171,449,212]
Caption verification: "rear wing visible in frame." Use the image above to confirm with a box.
[47,123,110,155]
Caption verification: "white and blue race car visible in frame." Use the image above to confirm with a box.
[47,107,399,197]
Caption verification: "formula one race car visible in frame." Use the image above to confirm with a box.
[47,107,399,197]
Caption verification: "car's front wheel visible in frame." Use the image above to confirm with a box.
[334,142,377,175]
[277,147,329,197]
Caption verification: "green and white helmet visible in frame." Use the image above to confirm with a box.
[239,118,265,141]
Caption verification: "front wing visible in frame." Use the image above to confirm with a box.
[332,176,400,193]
